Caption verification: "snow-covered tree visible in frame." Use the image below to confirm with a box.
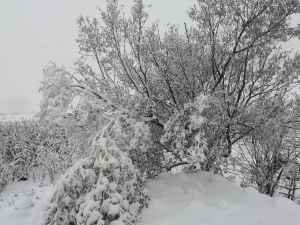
[161,94,209,171]
[38,62,75,127]
[44,112,150,225]
[222,95,300,195]
[37,0,300,219]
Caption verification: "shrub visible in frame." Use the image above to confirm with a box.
[44,113,150,225]
[0,119,72,188]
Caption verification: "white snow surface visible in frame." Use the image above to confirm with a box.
[14,196,34,210]
[140,171,300,225]
[0,171,299,225]
[0,179,55,225]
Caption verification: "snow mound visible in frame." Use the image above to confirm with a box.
[141,171,300,225]
[14,196,33,210]
[0,179,55,225]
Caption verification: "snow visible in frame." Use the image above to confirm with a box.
[217,200,230,210]
[140,171,300,225]
[0,179,55,225]
[0,171,299,225]
[14,196,34,210]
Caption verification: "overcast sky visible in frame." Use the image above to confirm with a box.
[0,0,299,113]
[0,0,195,113]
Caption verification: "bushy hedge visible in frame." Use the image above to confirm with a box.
[0,119,72,190]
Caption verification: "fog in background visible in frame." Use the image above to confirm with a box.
[0,0,299,113]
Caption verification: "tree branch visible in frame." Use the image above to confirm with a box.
[71,84,119,110]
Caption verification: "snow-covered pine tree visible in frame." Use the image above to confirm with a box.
[44,112,150,225]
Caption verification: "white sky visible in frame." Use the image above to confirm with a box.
[0,0,195,113]
[0,0,299,113]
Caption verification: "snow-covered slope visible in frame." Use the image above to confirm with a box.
[0,171,299,225]
[141,171,300,225]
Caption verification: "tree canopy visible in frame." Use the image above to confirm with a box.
[39,0,300,223]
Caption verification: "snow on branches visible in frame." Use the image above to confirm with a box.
[161,95,209,171]
[0,119,72,186]
[44,112,150,225]
[39,62,74,126]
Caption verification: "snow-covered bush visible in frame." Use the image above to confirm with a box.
[36,145,70,184]
[0,120,39,180]
[44,112,150,225]
[0,156,8,192]
[0,119,72,188]
[161,95,209,171]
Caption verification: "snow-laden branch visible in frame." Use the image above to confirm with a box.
[71,84,119,110]
[73,84,166,129]
[166,161,189,172]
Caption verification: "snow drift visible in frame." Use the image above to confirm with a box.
[0,171,300,225]
[141,171,300,225]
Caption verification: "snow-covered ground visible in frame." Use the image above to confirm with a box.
[141,171,300,225]
[0,171,299,225]
[0,179,54,225]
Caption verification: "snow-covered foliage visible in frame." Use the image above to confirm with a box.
[0,155,8,192]
[44,112,150,225]
[221,96,300,196]
[39,0,300,172]
[161,95,209,170]
[2,1,300,224]
[0,120,72,188]
[39,62,75,126]
[34,1,300,221]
